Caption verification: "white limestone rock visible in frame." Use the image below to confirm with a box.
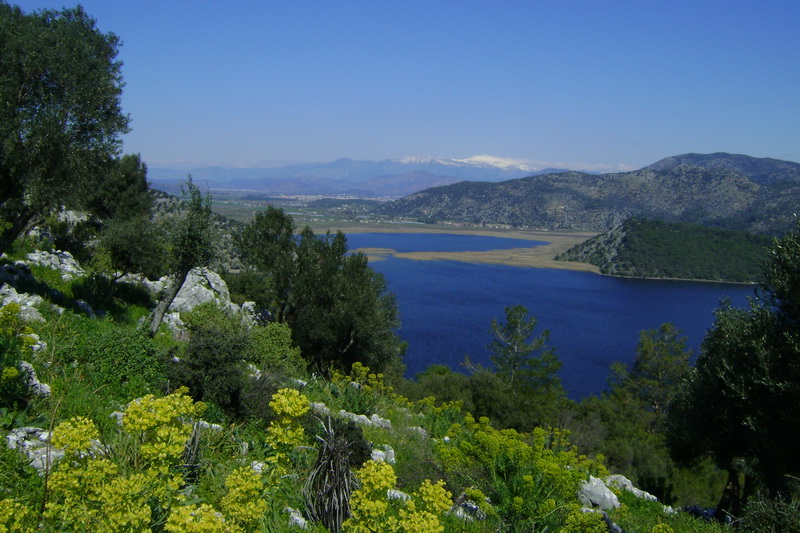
[578,476,620,510]
[606,474,658,502]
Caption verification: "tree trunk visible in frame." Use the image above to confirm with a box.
[0,206,36,256]
[149,269,189,337]
[714,468,741,523]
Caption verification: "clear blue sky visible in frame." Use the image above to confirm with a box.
[14,0,800,171]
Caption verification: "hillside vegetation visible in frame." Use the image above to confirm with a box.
[377,153,800,235]
[556,218,774,282]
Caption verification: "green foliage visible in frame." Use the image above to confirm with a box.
[0,3,129,255]
[237,208,403,374]
[488,305,561,392]
[0,445,42,508]
[610,323,691,429]
[402,365,474,413]
[80,327,165,401]
[438,415,606,531]
[149,178,217,335]
[246,322,304,375]
[88,153,153,222]
[96,216,166,280]
[0,303,37,410]
[452,305,567,431]
[739,489,800,532]
[169,303,246,419]
[234,206,296,314]
[40,213,98,264]
[567,324,712,504]
[222,269,273,307]
[608,491,726,533]
[166,178,216,276]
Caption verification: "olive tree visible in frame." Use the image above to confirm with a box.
[149,179,216,336]
[0,4,129,254]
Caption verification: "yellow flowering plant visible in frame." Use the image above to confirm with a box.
[35,389,236,532]
[344,460,452,533]
[437,414,607,530]
[220,466,268,528]
[330,362,399,416]
[264,388,310,476]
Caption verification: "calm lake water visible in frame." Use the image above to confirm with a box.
[346,232,756,400]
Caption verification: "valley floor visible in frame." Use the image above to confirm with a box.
[308,222,601,272]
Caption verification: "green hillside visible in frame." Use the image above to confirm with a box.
[556,218,774,282]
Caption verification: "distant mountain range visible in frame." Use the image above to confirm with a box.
[148,155,573,197]
[376,153,800,235]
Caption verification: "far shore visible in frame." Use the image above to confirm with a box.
[306,221,601,272]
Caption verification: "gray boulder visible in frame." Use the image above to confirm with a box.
[165,268,232,314]
[0,285,45,323]
[579,475,620,510]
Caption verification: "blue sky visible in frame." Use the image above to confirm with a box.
[14,1,800,171]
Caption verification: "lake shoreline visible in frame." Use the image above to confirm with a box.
[310,222,759,284]
[309,222,602,272]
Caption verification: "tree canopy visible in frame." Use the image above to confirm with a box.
[488,304,561,393]
[236,208,403,374]
[0,3,129,254]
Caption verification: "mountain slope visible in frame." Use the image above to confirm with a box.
[377,154,800,234]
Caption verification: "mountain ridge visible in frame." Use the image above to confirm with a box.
[147,155,575,197]
[376,153,800,235]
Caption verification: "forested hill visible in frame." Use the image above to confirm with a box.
[376,153,800,235]
[556,218,774,282]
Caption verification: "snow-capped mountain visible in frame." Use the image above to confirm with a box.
[396,154,537,172]
[452,155,537,172]
[148,155,570,197]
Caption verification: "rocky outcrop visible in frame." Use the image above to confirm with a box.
[0,284,46,323]
[6,427,64,472]
[26,250,85,280]
[161,268,233,314]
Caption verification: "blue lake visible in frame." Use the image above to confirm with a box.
[346,232,756,400]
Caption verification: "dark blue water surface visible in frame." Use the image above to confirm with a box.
[346,232,545,253]
[347,232,755,400]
